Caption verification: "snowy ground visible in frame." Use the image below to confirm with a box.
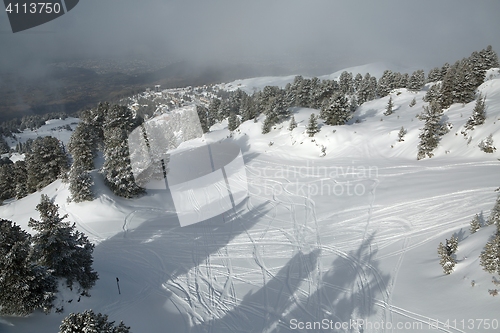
[1,68,500,332]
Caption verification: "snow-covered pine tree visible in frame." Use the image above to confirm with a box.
[353,73,363,92]
[309,77,322,109]
[227,111,240,132]
[68,167,94,203]
[398,126,407,142]
[383,96,394,116]
[218,99,231,121]
[470,214,481,234]
[377,70,395,97]
[453,59,476,105]
[196,105,209,133]
[427,67,443,83]
[25,136,69,193]
[465,94,486,130]
[29,195,99,291]
[356,74,371,105]
[240,93,257,122]
[439,62,458,109]
[321,93,350,126]
[306,113,320,137]
[417,101,447,160]
[102,105,144,198]
[478,134,496,153]
[483,45,499,69]
[437,235,458,275]
[0,137,9,154]
[488,195,500,226]
[288,116,297,131]
[338,71,354,95]
[0,219,56,316]
[423,82,442,104]
[59,310,131,333]
[0,163,15,200]
[68,121,98,171]
[207,98,221,127]
[68,118,99,202]
[480,233,500,274]
[409,97,417,107]
[349,95,358,114]
[407,69,426,91]
[297,78,312,107]
[13,160,28,199]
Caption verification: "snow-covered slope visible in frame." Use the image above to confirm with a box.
[1,69,500,333]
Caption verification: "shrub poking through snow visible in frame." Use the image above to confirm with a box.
[438,235,458,275]
[478,134,497,153]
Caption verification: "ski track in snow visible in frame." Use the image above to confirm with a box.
[111,157,495,333]
[3,155,493,333]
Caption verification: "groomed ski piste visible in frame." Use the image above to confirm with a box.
[1,65,500,332]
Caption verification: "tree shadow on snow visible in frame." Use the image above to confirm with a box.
[186,233,390,333]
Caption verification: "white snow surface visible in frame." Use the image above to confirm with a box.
[1,68,500,332]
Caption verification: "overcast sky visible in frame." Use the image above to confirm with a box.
[1,0,499,76]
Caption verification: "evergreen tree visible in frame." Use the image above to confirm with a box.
[398,126,407,142]
[288,116,297,131]
[423,83,442,103]
[488,195,500,226]
[29,195,98,291]
[240,94,257,122]
[427,67,443,83]
[207,98,221,127]
[407,69,426,91]
[399,73,409,88]
[480,233,500,274]
[338,71,354,95]
[306,113,320,137]
[26,136,69,193]
[0,163,15,200]
[470,214,481,234]
[0,219,56,316]
[321,93,350,126]
[308,77,322,109]
[227,112,240,132]
[483,45,499,69]
[440,62,458,109]
[0,137,9,154]
[353,73,363,92]
[59,310,131,333]
[465,94,486,130]
[317,79,339,106]
[297,78,312,107]
[68,167,94,203]
[218,99,231,121]
[409,97,417,107]
[437,235,458,275]
[478,134,496,153]
[383,96,394,116]
[68,119,99,202]
[102,105,144,198]
[377,70,395,97]
[417,101,447,160]
[196,105,209,133]
[13,160,28,199]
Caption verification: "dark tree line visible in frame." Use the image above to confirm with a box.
[0,111,70,138]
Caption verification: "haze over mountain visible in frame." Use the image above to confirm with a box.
[0,1,499,120]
